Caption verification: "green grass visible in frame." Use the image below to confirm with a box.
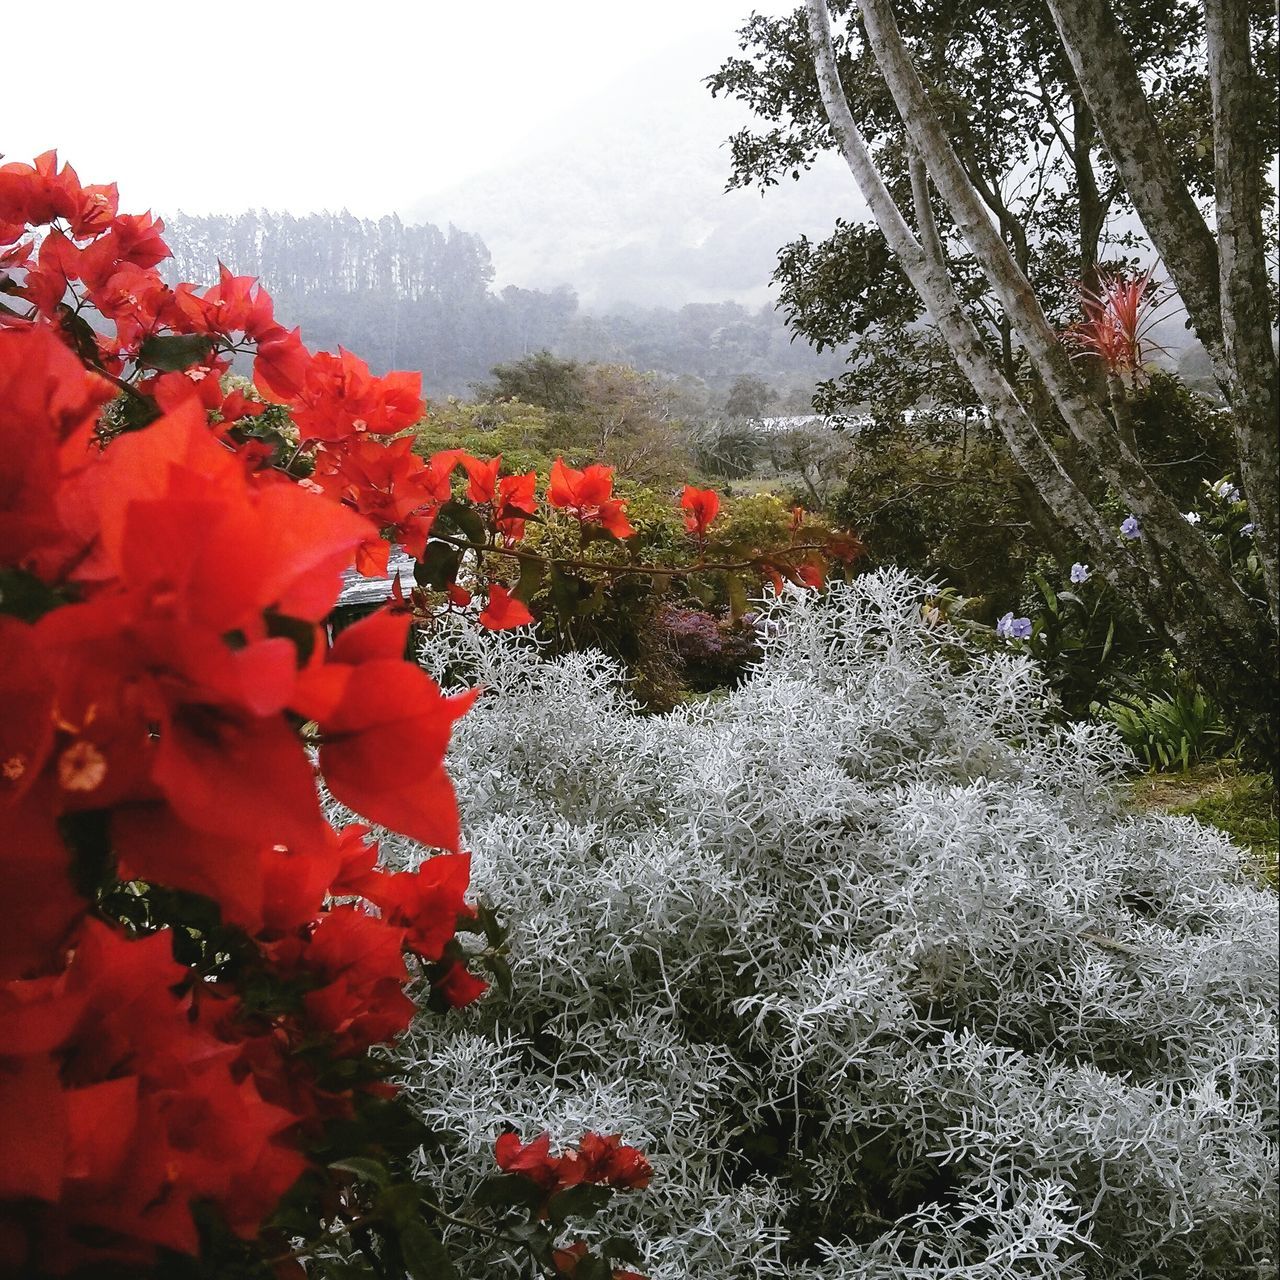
[1128,764,1278,889]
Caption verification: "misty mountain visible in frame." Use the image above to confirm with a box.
[158,208,846,401]
[408,37,860,311]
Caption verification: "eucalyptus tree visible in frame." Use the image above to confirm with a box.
[711,1,1278,764]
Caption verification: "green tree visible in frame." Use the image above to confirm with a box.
[724,373,776,418]
[712,0,1278,768]
[481,350,585,412]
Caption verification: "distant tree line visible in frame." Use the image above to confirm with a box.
[160,210,843,398]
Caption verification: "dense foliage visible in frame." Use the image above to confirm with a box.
[0,152,700,1279]
[160,212,844,401]
[394,574,1278,1278]
[711,0,1280,781]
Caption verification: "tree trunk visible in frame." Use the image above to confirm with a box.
[853,0,1264,654]
[1204,0,1280,624]
[803,0,1277,770]
[1044,0,1227,377]
[1047,0,1278,624]
[803,0,1145,598]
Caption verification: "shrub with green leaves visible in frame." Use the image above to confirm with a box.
[1100,681,1231,772]
[372,573,1277,1279]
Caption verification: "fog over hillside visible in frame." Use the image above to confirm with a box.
[409,35,861,310]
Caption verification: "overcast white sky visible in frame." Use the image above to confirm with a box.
[4,0,784,217]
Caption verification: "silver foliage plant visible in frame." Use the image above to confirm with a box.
[383,570,1277,1279]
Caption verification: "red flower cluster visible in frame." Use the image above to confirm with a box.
[1,156,493,1272]
[0,921,305,1269]
[680,484,720,539]
[495,1131,653,1278]
[552,1240,647,1280]
[547,458,636,540]
[495,1130,653,1204]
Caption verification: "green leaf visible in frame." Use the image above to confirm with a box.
[438,500,487,549]
[548,564,589,617]
[513,555,546,604]
[399,1221,458,1280]
[687,574,717,607]
[484,953,514,1000]
[377,1182,425,1228]
[602,1236,644,1266]
[1100,618,1115,663]
[328,1157,391,1188]
[0,569,65,623]
[546,1182,613,1226]
[726,573,749,620]
[414,541,462,591]
[472,1173,545,1212]
[56,305,104,367]
[573,1255,613,1280]
[138,332,215,372]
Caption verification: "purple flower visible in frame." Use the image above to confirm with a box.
[1120,515,1141,540]
[996,612,1032,641]
[1070,563,1090,584]
[1242,522,1256,537]
[1210,478,1241,502]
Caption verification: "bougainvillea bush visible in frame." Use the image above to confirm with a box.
[1,153,670,1279]
[378,572,1278,1279]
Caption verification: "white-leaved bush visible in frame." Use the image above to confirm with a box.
[380,570,1277,1279]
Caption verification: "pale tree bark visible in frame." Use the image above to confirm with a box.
[1044,0,1228,377]
[1204,0,1280,622]
[1047,0,1279,623]
[803,0,1150,607]
[803,0,1277,756]
[852,0,1265,653]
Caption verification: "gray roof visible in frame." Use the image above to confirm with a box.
[336,548,417,608]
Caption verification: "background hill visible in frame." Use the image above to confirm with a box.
[408,37,857,310]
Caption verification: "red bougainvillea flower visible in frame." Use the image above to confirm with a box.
[295,608,477,850]
[1,154,498,1276]
[679,485,720,538]
[78,211,171,289]
[0,921,306,1267]
[434,960,489,1008]
[494,1130,653,1208]
[258,346,422,445]
[312,436,451,563]
[796,561,824,590]
[0,151,118,238]
[477,584,534,631]
[296,907,415,1055]
[575,1132,653,1189]
[0,326,114,575]
[494,1131,561,1190]
[361,852,474,963]
[494,470,538,544]
[547,458,634,540]
[460,453,502,504]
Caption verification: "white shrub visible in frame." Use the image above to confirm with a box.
[384,571,1277,1278]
